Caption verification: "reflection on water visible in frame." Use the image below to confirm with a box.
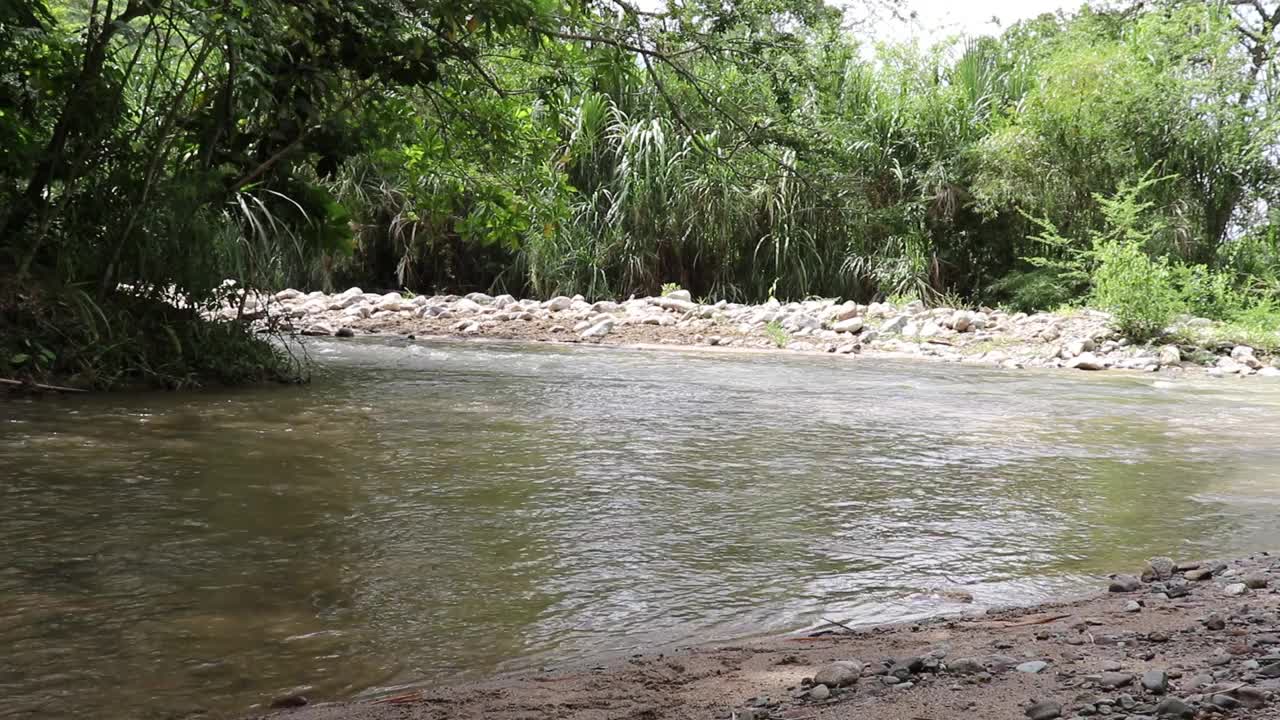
[3,339,1280,718]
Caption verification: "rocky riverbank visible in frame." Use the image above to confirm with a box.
[230,287,1280,377]
[256,553,1280,720]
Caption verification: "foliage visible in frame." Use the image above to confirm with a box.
[764,320,789,348]
[1089,240,1183,341]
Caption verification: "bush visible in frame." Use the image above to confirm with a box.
[1090,240,1184,341]
[986,266,1081,313]
[0,280,303,390]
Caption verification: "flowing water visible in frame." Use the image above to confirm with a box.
[4,338,1280,719]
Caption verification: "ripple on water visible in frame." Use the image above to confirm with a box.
[2,338,1280,718]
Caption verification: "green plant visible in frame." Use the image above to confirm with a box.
[661,282,684,297]
[764,320,789,348]
[1090,240,1183,341]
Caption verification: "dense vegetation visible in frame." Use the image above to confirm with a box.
[2,0,1279,387]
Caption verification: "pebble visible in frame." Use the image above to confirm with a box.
[1145,557,1175,581]
[1109,575,1142,593]
[1243,572,1270,589]
[1224,582,1249,596]
[806,684,830,701]
[1025,700,1062,720]
[1099,671,1134,688]
[1154,696,1192,717]
[1125,601,1142,613]
[1142,670,1168,693]
[812,661,862,688]
[1017,660,1049,674]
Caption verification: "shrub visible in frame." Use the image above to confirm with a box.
[1090,240,1183,341]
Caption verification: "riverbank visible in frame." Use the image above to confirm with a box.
[257,554,1280,720]
[237,289,1280,378]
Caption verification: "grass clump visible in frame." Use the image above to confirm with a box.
[0,280,303,390]
[763,320,789,348]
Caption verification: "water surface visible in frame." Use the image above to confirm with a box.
[3,339,1280,718]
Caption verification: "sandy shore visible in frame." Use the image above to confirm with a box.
[236,289,1280,379]
[255,554,1280,720]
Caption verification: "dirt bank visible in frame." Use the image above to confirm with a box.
[255,554,1280,720]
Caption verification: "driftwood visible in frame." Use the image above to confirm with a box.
[975,613,1073,629]
[821,617,857,633]
[0,377,87,393]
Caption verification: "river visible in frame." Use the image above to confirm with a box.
[3,338,1280,718]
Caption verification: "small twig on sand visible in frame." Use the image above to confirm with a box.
[372,691,423,705]
[976,613,1073,629]
[821,617,857,633]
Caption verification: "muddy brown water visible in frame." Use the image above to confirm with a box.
[3,338,1280,719]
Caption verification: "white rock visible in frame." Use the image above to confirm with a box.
[1067,352,1106,371]
[274,288,304,301]
[465,292,493,305]
[301,322,334,336]
[663,289,692,302]
[950,310,973,332]
[545,296,573,311]
[591,301,620,313]
[1224,583,1249,596]
[1217,357,1244,374]
[580,319,615,339]
[881,315,909,334]
[829,303,861,323]
[788,314,821,331]
[919,321,941,338]
[454,298,484,314]
[901,321,920,337]
[1231,345,1255,361]
[832,317,864,334]
[655,297,697,313]
[1260,367,1280,377]
[1158,345,1181,365]
[340,287,363,298]
[328,294,365,310]
[493,294,516,308]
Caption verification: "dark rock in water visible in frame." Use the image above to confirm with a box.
[1142,670,1169,694]
[1155,697,1193,717]
[1099,671,1134,689]
[1110,574,1142,592]
[270,694,309,709]
[1025,700,1062,720]
[1144,557,1175,582]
